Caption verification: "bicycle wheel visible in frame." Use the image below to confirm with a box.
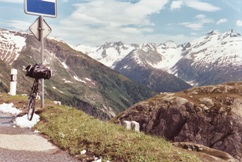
[27,79,38,121]
[27,96,35,121]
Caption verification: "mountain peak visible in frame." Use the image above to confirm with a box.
[159,40,177,49]
[140,43,157,52]
[99,41,125,49]
[206,30,219,36]
[218,29,241,41]
[228,29,241,37]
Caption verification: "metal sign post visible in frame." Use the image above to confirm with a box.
[40,16,45,108]
[24,0,57,108]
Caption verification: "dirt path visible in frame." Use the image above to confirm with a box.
[0,113,79,162]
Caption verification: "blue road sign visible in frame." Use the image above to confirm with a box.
[24,0,57,18]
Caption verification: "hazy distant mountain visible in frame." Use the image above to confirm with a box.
[113,44,192,92]
[77,30,242,89]
[172,30,242,86]
[0,28,156,120]
[76,41,192,92]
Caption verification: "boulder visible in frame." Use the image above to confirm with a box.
[115,82,242,161]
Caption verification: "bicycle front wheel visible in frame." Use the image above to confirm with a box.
[27,97,35,121]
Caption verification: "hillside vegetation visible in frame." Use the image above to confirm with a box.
[0,30,156,120]
[0,93,206,162]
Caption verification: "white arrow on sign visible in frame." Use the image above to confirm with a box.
[29,17,52,41]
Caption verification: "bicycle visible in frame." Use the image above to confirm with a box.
[25,64,51,121]
[27,78,39,121]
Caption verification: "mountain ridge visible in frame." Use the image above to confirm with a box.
[0,28,156,120]
[77,29,242,89]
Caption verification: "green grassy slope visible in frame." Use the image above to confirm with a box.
[0,93,225,162]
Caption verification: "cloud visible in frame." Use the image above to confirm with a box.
[181,22,203,30]
[55,0,169,45]
[195,14,206,19]
[170,0,183,10]
[8,20,30,31]
[180,14,213,30]
[216,19,227,25]
[236,20,242,27]
[171,0,220,12]
[0,0,22,3]
[184,0,220,12]
[70,0,168,27]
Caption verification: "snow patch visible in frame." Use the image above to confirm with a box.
[74,76,86,83]
[14,114,40,128]
[0,103,21,115]
[52,86,64,93]
[0,103,39,128]
[85,77,92,81]
[75,45,97,54]
[61,61,68,69]
[62,78,73,83]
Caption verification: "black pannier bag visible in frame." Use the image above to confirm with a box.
[25,64,51,79]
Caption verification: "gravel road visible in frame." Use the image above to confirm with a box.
[0,113,80,162]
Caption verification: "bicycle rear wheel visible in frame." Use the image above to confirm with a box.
[27,78,38,121]
[27,96,35,121]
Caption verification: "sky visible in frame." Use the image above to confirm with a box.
[0,0,242,46]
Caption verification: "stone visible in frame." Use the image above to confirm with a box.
[122,120,140,132]
[122,120,131,130]
[131,121,140,132]
[115,82,242,161]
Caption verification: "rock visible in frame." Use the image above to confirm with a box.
[172,142,237,162]
[122,120,131,130]
[131,121,140,132]
[114,82,242,161]
[53,101,62,105]
[199,98,214,107]
[121,120,140,132]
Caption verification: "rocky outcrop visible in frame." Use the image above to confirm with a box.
[115,82,242,161]
[173,142,237,162]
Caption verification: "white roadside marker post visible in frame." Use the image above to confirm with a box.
[9,69,17,96]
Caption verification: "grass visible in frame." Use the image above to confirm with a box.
[35,105,201,161]
[0,93,202,162]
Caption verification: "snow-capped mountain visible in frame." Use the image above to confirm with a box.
[0,29,26,65]
[0,28,155,120]
[77,41,192,92]
[178,30,242,68]
[77,30,242,87]
[172,30,242,86]
[76,41,183,71]
[76,41,137,68]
